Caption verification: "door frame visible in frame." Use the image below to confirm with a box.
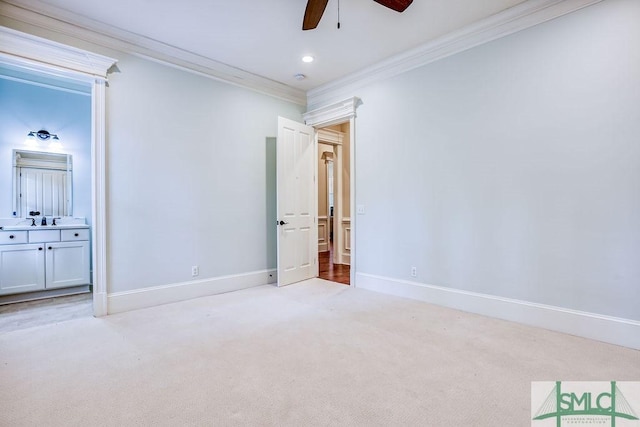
[303,97,361,287]
[1,27,117,316]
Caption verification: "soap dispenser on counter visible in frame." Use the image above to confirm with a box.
[41,216,47,226]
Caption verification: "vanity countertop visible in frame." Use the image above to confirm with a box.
[0,224,90,231]
[0,217,88,231]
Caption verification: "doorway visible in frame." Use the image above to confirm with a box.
[276,97,362,287]
[0,27,115,320]
[301,96,360,287]
[317,124,351,285]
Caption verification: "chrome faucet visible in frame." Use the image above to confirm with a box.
[52,217,61,226]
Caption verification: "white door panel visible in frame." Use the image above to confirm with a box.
[277,117,317,286]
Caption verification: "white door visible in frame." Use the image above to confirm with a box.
[277,117,317,286]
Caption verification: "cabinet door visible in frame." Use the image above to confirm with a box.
[45,241,90,289]
[0,244,45,295]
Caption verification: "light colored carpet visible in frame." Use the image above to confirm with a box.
[0,279,638,426]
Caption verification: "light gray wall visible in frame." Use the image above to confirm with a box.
[105,55,303,292]
[354,0,640,320]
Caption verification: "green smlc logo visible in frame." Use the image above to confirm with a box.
[533,381,639,426]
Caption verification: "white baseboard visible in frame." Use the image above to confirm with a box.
[356,273,640,350]
[107,269,277,314]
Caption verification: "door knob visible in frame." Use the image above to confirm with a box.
[278,220,289,226]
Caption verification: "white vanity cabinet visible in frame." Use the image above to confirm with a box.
[0,227,90,296]
[0,239,45,294]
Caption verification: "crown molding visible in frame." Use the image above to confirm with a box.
[307,0,603,109]
[0,25,116,82]
[0,0,306,106]
[1,0,603,110]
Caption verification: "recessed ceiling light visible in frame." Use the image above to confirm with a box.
[294,74,306,81]
[302,55,314,63]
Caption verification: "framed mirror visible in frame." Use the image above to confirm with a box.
[12,149,73,217]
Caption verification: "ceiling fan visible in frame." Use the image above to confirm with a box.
[303,0,413,30]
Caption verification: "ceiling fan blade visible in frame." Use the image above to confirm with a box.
[373,0,413,13]
[303,0,329,30]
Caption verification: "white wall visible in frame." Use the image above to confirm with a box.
[354,0,640,321]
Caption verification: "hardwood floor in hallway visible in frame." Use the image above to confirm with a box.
[318,243,350,285]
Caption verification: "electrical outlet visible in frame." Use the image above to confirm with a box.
[411,266,417,277]
[357,204,366,215]
[191,265,199,277]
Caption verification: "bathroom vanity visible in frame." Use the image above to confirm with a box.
[0,149,91,299]
[0,222,90,296]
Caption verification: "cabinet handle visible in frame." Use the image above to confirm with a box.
[38,247,43,251]
[9,235,14,239]
[48,246,52,250]
[74,233,79,237]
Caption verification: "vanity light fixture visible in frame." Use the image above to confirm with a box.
[27,129,60,142]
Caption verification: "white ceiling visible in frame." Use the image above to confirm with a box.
[5,0,527,94]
